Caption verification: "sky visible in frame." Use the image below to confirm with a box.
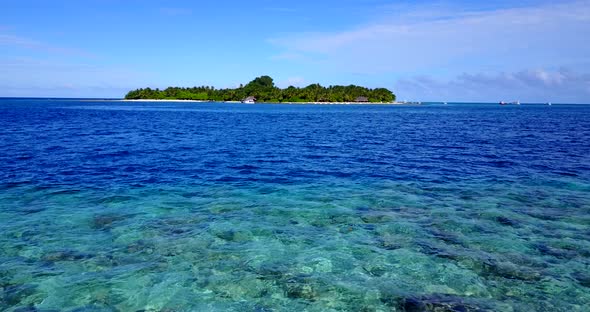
[1,0,589,103]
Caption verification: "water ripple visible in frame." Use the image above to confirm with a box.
[0,100,589,311]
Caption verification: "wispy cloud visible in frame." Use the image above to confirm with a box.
[0,25,157,97]
[395,68,590,103]
[269,0,590,74]
[0,33,96,58]
[0,58,153,97]
[271,52,307,61]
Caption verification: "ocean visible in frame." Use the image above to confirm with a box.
[0,99,589,311]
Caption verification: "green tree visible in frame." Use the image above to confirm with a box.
[124,75,396,103]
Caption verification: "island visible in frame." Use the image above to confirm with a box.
[125,76,396,103]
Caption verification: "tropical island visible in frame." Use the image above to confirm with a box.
[125,75,396,103]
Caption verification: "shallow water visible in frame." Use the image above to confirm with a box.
[1,99,589,311]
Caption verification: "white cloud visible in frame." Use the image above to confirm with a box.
[269,1,590,102]
[0,29,148,97]
[0,33,96,58]
[269,1,590,74]
[0,58,153,98]
[270,52,310,61]
[394,68,590,103]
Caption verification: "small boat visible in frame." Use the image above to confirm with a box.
[547,102,552,106]
[499,101,520,105]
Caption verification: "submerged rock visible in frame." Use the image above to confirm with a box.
[9,229,39,241]
[97,195,135,204]
[92,213,127,230]
[524,210,562,222]
[252,305,274,312]
[428,229,465,247]
[481,260,542,281]
[328,214,354,225]
[416,241,460,260]
[457,254,543,282]
[355,206,371,213]
[214,229,252,242]
[125,240,154,254]
[362,263,388,277]
[534,244,578,260]
[400,296,481,312]
[1,283,38,306]
[360,213,393,224]
[503,253,548,270]
[253,263,289,281]
[495,216,518,227]
[284,277,319,301]
[215,230,236,241]
[339,225,356,234]
[20,207,45,215]
[13,306,58,312]
[376,237,403,251]
[285,282,317,300]
[572,272,590,288]
[383,293,490,312]
[68,305,117,312]
[42,250,93,262]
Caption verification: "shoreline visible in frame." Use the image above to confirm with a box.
[112,99,416,105]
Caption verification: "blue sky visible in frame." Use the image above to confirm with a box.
[1,0,589,102]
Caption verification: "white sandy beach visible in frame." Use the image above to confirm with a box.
[116,99,413,105]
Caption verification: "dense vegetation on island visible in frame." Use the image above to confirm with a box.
[125,76,395,103]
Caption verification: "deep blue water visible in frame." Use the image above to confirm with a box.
[1,99,589,311]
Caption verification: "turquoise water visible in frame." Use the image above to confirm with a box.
[1,100,589,311]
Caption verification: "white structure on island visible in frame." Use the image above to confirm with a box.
[242,96,256,104]
[355,96,369,103]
